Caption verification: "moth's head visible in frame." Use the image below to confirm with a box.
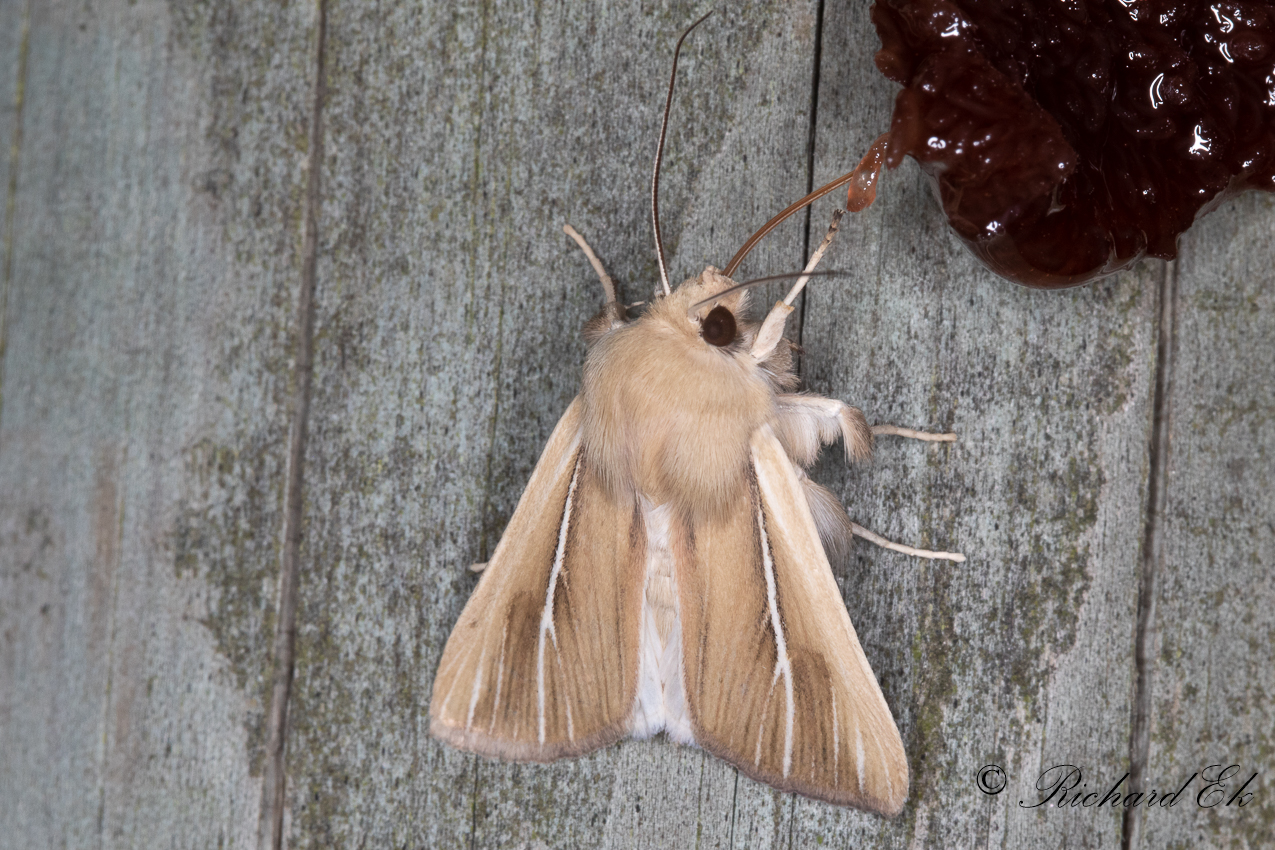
[579,265,785,517]
[579,263,798,399]
[645,266,754,355]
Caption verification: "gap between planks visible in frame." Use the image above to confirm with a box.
[793,0,827,358]
[258,0,328,847]
[1122,258,1179,850]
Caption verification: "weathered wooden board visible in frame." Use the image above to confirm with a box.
[791,3,1159,846]
[1137,191,1275,848]
[0,0,23,276]
[0,0,315,845]
[3,1,1274,849]
[281,2,825,847]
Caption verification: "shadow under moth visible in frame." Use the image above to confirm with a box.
[429,14,962,817]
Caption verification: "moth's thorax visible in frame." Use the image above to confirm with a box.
[580,268,774,522]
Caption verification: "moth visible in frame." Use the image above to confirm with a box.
[429,15,961,817]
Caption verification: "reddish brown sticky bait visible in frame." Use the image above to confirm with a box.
[872,0,1275,288]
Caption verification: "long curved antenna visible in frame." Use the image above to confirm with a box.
[652,9,714,297]
[690,270,843,314]
[723,133,889,278]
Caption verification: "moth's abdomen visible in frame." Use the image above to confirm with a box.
[630,500,694,744]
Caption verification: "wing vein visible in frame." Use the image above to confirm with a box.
[488,622,508,735]
[875,735,893,801]
[755,499,794,779]
[437,643,466,717]
[466,644,487,730]
[538,453,582,745]
[831,687,840,787]
[856,725,866,794]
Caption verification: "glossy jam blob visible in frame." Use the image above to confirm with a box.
[872,0,1275,287]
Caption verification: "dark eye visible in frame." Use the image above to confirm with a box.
[701,305,736,347]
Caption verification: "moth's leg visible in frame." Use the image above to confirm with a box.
[751,209,845,360]
[872,424,956,442]
[775,393,959,464]
[851,522,966,563]
[773,393,873,466]
[469,561,488,573]
[564,224,627,341]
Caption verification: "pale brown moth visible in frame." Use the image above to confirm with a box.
[429,14,963,817]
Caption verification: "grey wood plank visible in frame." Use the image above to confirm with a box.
[789,2,1159,846]
[6,2,1267,849]
[282,2,823,847]
[0,0,25,336]
[0,0,316,846]
[1136,192,1275,848]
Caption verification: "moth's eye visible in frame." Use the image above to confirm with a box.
[701,305,736,347]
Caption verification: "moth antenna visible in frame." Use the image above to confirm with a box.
[689,270,843,315]
[872,425,958,442]
[723,133,889,279]
[563,224,617,304]
[850,521,966,563]
[652,8,714,297]
[750,209,845,361]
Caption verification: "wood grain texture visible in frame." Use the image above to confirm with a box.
[2,1,1273,848]
[0,0,25,346]
[0,0,316,845]
[1135,192,1275,849]
[281,2,823,847]
[792,4,1158,846]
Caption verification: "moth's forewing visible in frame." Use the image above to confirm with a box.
[430,398,646,761]
[675,424,908,815]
